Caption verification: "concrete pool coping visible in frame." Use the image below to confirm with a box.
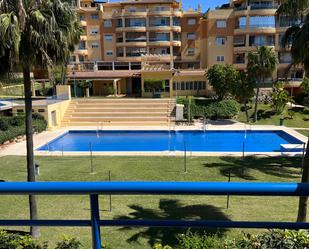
[0,122,307,157]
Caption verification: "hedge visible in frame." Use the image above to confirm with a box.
[154,230,309,249]
[0,114,47,145]
[190,100,240,119]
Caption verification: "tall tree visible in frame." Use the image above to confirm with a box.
[247,46,278,122]
[0,0,81,237]
[230,71,255,122]
[206,64,239,100]
[277,0,309,223]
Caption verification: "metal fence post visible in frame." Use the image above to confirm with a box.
[90,194,101,249]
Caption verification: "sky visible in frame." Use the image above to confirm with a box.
[108,0,229,12]
[182,0,228,12]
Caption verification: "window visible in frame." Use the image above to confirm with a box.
[79,15,85,21]
[91,14,99,20]
[79,41,86,50]
[188,18,196,25]
[173,81,206,90]
[216,20,226,28]
[128,7,136,12]
[216,37,226,46]
[234,35,246,47]
[91,42,99,48]
[78,55,85,62]
[187,48,195,56]
[104,35,113,41]
[155,6,169,11]
[249,35,275,46]
[116,19,123,27]
[249,16,275,28]
[234,53,245,64]
[236,16,246,29]
[38,109,45,113]
[125,18,146,27]
[187,33,196,40]
[279,52,292,63]
[216,55,225,62]
[106,50,113,56]
[104,20,112,27]
[70,56,76,62]
[90,28,99,35]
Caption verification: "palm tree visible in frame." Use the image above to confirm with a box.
[0,0,81,237]
[277,0,309,223]
[247,46,278,122]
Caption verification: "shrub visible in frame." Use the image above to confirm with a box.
[0,230,45,249]
[33,119,47,133]
[9,115,24,126]
[199,100,239,119]
[0,114,47,144]
[55,235,81,249]
[144,79,165,92]
[32,113,45,121]
[0,118,9,131]
[304,96,309,107]
[176,232,223,249]
[102,86,115,95]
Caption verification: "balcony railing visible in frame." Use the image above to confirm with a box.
[1,182,309,249]
[250,4,278,10]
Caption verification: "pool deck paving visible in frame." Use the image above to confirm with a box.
[0,120,307,157]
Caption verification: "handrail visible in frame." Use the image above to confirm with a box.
[1,182,309,249]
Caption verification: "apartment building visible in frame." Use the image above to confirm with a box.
[201,0,303,89]
[67,0,303,98]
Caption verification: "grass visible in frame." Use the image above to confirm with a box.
[0,156,303,248]
[237,104,309,128]
[0,82,52,97]
[298,130,309,137]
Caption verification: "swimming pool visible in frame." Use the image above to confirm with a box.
[37,130,303,153]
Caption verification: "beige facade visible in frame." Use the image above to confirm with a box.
[202,0,304,85]
[67,0,303,98]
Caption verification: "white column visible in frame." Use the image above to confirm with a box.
[113,79,118,96]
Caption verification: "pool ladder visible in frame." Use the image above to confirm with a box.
[202,117,208,133]
[97,122,103,137]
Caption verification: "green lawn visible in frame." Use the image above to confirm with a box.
[0,82,52,97]
[298,130,309,137]
[237,104,309,128]
[0,156,303,248]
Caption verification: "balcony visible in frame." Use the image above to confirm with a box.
[1,181,309,249]
[250,3,278,10]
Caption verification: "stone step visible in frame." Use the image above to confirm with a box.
[62,116,168,122]
[64,112,168,118]
[71,98,174,103]
[71,104,170,108]
[61,121,169,126]
[62,98,176,126]
[66,108,168,113]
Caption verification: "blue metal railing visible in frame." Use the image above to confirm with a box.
[1,182,309,249]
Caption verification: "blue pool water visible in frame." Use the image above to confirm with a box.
[37,130,303,152]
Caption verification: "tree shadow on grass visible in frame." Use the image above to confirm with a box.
[204,156,302,180]
[116,199,230,247]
